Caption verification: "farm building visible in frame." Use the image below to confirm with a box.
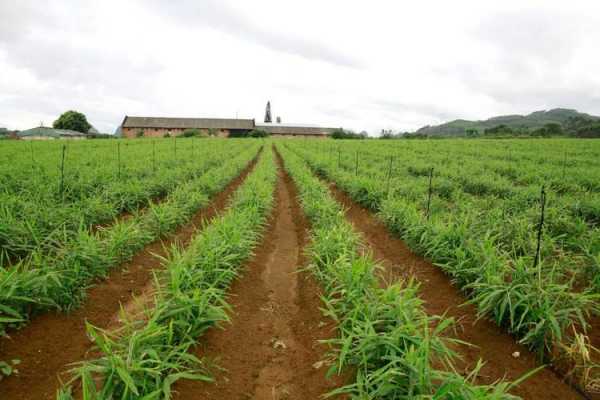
[17,127,89,140]
[120,116,335,138]
[255,123,333,138]
[121,116,255,138]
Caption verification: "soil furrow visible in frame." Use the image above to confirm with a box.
[173,151,344,400]
[327,183,582,400]
[0,156,259,400]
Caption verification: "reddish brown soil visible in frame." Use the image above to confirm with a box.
[327,184,583,400]
[0,155,259,400]
[173,152,345,400]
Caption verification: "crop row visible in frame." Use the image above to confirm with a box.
[284,140,599,388]
[277,145,523,398]
[321,144,600,292]
[58,147,277,399]
[0,139,222,196]
[1,140,247,264]
[0,144,261,337]
[313,141,599,221]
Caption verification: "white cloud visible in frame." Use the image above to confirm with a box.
[1,0,600,134]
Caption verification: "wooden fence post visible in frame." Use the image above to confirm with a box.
[59,145,66,199]
[386,155,394,196]
[533,186,547,276]
[426,167,434,220]
[152,141,156,173]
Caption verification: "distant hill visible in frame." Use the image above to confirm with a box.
[416,108,600,136]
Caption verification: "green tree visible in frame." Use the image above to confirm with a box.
[330,128,364,139]
[249,129,269,138]
[53,110,92,133]
[576,123,600,138]
[183,128,201,137]
[465,128,480,137]
[380,129,394,139]
[330,128,347,139]
[484,124,513,136]
[544,123,564,136]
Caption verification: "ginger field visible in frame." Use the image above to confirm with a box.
[0,138,599,400]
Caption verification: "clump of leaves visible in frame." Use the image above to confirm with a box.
[0,359,20,380]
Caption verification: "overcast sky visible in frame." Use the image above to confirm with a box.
[1,1,600,134]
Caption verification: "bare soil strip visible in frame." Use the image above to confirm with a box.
[174,153,345,400]
[327,184,582,400]
[0,156,259,400]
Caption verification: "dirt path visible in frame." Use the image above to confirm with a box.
[327,184,583,400]
[0,156,259,400]
[174,152,344,400]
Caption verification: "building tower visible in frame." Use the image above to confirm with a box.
[264,101,272,123]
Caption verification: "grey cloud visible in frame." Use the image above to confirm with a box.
[439,9,583,88]
[440,60,600,116]
[0,0,359,133]
[0,86,136,133]
[317,105,358,121]
[1,31,162,99]
[479,85,600,113]
[434,9,600,115]
[476,9,580,66]
[372,99,457,123]
[0,2,165,132]
[429,10,584,97]
[0,2,47,41]
[322,100,461,133]
[147,0,363,69]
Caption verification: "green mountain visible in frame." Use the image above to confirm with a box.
[416,108,600,136]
